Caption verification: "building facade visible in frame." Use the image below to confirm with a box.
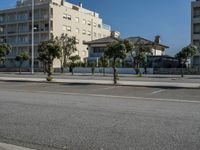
[0,0,111,68]
[191,0,200,68]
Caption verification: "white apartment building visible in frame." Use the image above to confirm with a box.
[0,0,111,68]
[191,0,200,68]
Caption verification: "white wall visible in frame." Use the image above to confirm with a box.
[71,67,153,74]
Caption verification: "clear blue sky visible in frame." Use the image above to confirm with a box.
[0,0,192,56]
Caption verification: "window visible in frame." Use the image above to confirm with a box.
[87,21,91,26]
[93,47,104,53]
[75,28,79,34]
[194,7,200,18]
[50,8,53,17]
[94,32,96,37]
[194,23,200,34]
[83,19,86,25]
[82,29,86,35]
[76,39,79,44]
[81,50,86,57]
[88,31,91,36]
[75,17,79,23]
[67,15,71,20]
[98,24,101,28]
[193,40,200,47]
[63,14,67,19]
[98,33,101,38]
[67,26,71,31]
[0,16,4,22]
[63,14,71,20]
[62,26,66,31]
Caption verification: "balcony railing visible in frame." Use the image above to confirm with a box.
[193,14,200,18]
[193,31,200,34]
[102,23,111,31]
[0,16,49,24]
[7,31,17,34]
[0,31,6,35]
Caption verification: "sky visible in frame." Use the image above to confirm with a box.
[0,0,192,56]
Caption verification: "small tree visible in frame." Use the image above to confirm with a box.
[175,44,197,77]
[0,44,12,65]
[130,41,152,75]
[38,39,62,81]
[58,34,77,73]
[99,56,109,76]
[104,40,133,84]
[15,52,29,74]
[69,55,80,75]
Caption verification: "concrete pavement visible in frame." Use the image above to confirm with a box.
[0,76,200,88]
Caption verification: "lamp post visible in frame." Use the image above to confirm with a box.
[31,0,34,74]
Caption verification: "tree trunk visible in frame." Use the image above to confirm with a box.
[71,67,74,75]
[63,54,67,68]
[181,62,184,78]
[19,66,21,74]
[19,61,22,74]
[138,62,141,76]
[47,61,52,78]
[60,59,64,73]
[113,58,117,85]
[43,62,46,75]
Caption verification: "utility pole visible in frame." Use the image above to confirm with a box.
[31,0,34,74]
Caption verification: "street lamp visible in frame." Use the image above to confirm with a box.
[31,0,34,74]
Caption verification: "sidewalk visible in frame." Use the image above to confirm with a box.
[0,143,35,150]
[0,76,199,89]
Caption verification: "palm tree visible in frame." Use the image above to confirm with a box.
[38,39,62,81]
[130,41,152,75]
[104,40,133,84]
[175,44,197,77]
[57,34,77,73]
[69,55,80,75]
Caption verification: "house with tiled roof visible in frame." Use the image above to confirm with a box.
[84,34,170,65]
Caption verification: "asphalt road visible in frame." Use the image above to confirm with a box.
[0,81,200,150]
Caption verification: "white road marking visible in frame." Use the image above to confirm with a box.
[2,89,200,104]
[151,89,166,94]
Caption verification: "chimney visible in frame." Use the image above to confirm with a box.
[111,31,120,38]
[79,1,83,7]
[154,35,161,44]
[61,0,64,5]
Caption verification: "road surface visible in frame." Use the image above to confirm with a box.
[0,81,200,150]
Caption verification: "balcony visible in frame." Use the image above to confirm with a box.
[0,31,6,35]
[102,23,111,31]
[194,14,200,18]
[7,31,17,34]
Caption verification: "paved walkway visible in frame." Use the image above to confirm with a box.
[0,76,199,89]
[0,143,35,150]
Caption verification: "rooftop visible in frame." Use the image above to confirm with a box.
[126,36,169,49]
